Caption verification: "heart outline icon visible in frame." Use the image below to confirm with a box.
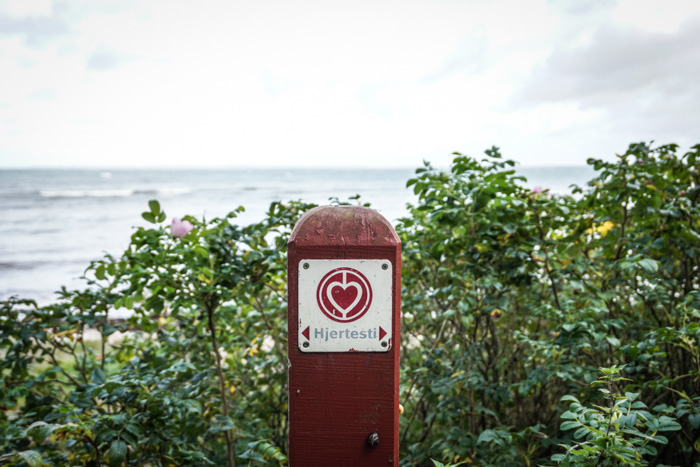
[326,281,362,318]
[316,267,373,323]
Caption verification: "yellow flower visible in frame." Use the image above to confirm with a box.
[596,221,615,237]
[587,221,615,237]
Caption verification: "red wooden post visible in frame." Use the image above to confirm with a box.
[288,206,401,465]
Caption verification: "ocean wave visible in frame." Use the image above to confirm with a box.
[39,187,192,198]
[134,188,192,196]
[40,189,135,198]
[0,261,55,271]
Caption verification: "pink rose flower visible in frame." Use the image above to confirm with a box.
[532,186,543,194]
[171,217,193,238]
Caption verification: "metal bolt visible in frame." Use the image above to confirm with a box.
[382,263,389,270]
[303,342,309,348]
[367,430,380,448]
[303,263,309,269]
[381,341,388,348]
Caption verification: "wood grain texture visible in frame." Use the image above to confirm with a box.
[288,206,401,466]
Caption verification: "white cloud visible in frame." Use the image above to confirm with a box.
[1,0,53,18]
[0,0,698,168]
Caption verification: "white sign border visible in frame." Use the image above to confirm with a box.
[298,259,393,353]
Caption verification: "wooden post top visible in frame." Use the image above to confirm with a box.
[289,206,400,248]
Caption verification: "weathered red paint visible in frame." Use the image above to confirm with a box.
[288,206,401,466]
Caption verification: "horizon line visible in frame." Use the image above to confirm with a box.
[0,164,593,170]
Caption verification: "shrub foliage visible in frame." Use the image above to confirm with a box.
[1,142,699,466]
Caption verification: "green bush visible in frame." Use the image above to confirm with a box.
[553,365,681,466]
[1,200,312,466]
[1,142,698,466]
[398,143,699,466]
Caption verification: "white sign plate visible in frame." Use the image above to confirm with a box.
[298,259,393,352]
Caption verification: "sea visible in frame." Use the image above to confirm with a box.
[0,166,595,306]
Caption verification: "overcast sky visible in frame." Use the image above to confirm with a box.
[1,0,698,169]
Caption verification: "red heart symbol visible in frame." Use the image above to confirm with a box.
[327,281,362,317]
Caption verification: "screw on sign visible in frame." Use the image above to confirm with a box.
[288,206,401,466]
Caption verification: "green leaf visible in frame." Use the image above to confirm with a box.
[141,212,156,223]
[157,212,166,223]
[109,440,127,466]
[477,429,500,444]
[637,258,659,273]
[17,451,42,467]
[560,420,581,431]
[561,395,579,403]
[657,417,681,431]
[26,421,58,442]
[91,367,106,385]
[605,336,620,347]
[124,422,143,437]
[148,199,161,215]
[208,415,236,433]
[95,265,106,281]
[688,413,700,429]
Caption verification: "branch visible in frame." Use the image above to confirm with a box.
[205,296,236,467]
